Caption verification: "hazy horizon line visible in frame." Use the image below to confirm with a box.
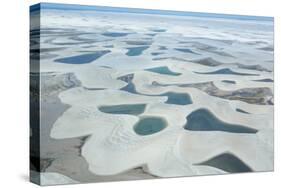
[30,2,273,22]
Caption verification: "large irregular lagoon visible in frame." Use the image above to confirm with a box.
[30,2,274,185]
[184,108,258,133]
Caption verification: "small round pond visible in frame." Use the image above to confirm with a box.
[134,116,167,136]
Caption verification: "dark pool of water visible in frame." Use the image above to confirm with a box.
[146,33,157,37]
[151,29,167,32]
[192,57,223,67]
[118,74,138,94]
[134,117,167,136]
[121,83,138,94]
[117,74,134,83]
[125,41,152,45]
[158,46,168,50]
[222,80,236,84]
[194,68,259,76]
[98,66,112,70]
[174,48,200,55]
[145,66,181,76]
[258,46,273,51]
[55,51,110,64]
[126,46,149,56]
[151,52,164,56]
[161,92,192,105]
[236,108,250,114]
[102,32,130,37]
[82,45,97,49]
[184,109,257,133]
[104,45,114,48]
[98,104,146,115]
[83,87,106,91]
[196,153,252,173]
[253,78,273,82]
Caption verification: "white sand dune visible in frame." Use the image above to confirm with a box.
[50,85,273,176]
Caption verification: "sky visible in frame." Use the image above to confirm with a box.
[30,2,273,22]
